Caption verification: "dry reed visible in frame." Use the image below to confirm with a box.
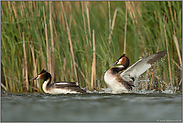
[30,45,39,91]
[173,34,182,67]
[61,1,78,85]
[124,2,128,54]
[22,32,29,91]
[91,29,96,90]
[163,16,173,87]
[43,6,51,74]
[49,1,55,81]
[85,1,91,46]
[82,2,89,46]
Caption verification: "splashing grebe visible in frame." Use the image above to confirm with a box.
[104,50,167,93]
[29,69,86,94]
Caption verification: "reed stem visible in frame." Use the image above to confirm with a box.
[173,34,182,67]
[163,16,173,87]
[43,6,51,73]
[30,45,39,91]
[49,1,55,81]
[22,32,29,91]
[1,83,7,91]
[124,3,128,54]
[61,1,78,84]
[91,29,96,90]
[85,1,91,46]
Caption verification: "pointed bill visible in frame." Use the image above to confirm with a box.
[29,76,38,81]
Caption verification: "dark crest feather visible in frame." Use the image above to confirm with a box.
[117,54,126,61]
[40,69,47,74]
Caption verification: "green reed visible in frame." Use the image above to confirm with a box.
[1,1,182,93]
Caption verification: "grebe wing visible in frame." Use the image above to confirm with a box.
[54,81,80,88]
[120,50,166,82]
[120,59,151,82]
[54,81,77,84]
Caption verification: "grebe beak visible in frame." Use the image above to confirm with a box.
[110,61,118,66]
[29,69,46,81]
[29,75,39,81]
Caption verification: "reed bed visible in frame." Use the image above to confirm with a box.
[1,1,182,93]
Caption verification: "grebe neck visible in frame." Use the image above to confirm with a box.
[43,72,52,86]
[42,72,52,92]
[42,76,51,93]
[111,65,127,74]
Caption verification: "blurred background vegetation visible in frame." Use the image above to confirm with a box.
[1,1,182,93]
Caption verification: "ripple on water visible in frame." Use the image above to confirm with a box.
[1,91,182,122]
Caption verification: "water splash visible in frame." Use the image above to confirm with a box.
[161,86,178,94]
[93,86,179,94]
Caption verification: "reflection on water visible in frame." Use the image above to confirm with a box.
[1,91,182,122]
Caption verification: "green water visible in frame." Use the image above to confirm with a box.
[1,92,182,122]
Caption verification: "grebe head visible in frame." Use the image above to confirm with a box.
[110,54,129,68]
[29,69,51,81]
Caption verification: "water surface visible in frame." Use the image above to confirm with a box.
[1,91,182,122]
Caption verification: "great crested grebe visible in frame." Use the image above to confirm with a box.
[104,50,167,93]
[29,69,86,94]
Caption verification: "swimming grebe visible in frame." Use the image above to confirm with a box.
[29,69,86,94]
[104,50,167,93]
